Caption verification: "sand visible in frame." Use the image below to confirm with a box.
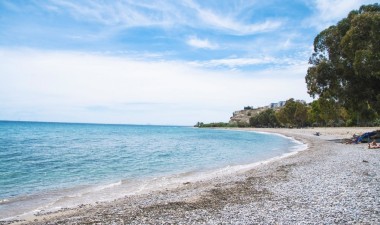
[3,127,380,224]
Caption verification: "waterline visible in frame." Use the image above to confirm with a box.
[0,122,304,220]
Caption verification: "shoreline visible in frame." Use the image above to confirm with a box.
[1,129,305,223]
[0,130,306,221]
[4,127,380,224]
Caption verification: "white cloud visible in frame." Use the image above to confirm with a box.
[47,0,185,27]
[190,56,307,69]
[0,49,311,125]
[186,36,219,49]
[191,57,275,68]
[201,12,282,35]
[42,0,282,35]
[184,0,283,35]
[308,0,379,30]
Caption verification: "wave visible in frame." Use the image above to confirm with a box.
[91,180,123,192]
[0,199,9,205]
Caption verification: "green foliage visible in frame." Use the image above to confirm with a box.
[306,99,357,127]
[249,108,279,127]
[308,100,322,126]
[237,121,250,128]
[345,119,355,127]
[305,3,380,122]
[373,118,380,126]
[194,122,204,127]
[294,103,308,127]
[249,116,260,127]
[276,99,308,127]
[318,98,340,125]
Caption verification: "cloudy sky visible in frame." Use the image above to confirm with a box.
[0,0,377,125]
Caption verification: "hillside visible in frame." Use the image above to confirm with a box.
[229,107,268,125]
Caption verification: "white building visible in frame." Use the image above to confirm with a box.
[269,101,286,109]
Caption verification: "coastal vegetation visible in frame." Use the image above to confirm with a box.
[197,3,380,129]
[306,3,380,126]
[197,97,380,128]
[194,122,234,128]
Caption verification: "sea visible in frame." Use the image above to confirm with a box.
[0,121,305,220]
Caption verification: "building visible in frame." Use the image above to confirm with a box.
[269,101,286,109]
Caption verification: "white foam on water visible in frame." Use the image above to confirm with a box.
[0,199,9,205]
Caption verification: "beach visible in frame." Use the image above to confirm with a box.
[5,127,380,224]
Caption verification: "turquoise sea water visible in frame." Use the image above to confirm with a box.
[0,121,303,219]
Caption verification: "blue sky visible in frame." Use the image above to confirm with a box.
[0,0,378,125]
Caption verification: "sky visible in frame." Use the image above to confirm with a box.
[0,0,378,125]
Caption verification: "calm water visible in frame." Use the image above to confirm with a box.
[0,121,303,219]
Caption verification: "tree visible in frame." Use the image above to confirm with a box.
[294,103,308,127]
[249,109,279,127]
[249,116,260,127]
[308,100,322,126]
[305,4,380,123]
[276,98,308,127]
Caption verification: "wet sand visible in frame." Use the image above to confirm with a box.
[4,127,380,224]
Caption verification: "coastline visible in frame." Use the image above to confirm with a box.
[5,127,380,224]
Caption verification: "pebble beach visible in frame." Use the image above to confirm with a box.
[5,127,380,224]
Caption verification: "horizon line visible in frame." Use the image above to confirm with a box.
[0,120,190,127]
